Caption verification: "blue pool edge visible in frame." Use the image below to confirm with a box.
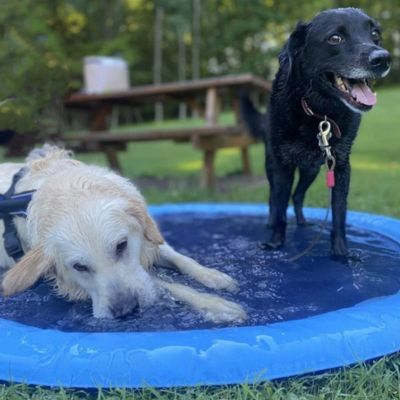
[0,203,400,388]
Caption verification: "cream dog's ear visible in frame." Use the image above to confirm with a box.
[126,199,164,245]
[143,214,164,245]
[1,246,53,296]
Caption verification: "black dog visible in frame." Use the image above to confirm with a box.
[241,8,390,259]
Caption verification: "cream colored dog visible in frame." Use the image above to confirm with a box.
[0,146,246,323]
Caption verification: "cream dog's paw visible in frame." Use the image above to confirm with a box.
[201,297,247,323]
[194,267,238,291]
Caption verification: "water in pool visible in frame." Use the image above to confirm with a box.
[1,213,399,332]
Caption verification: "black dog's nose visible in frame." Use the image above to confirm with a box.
[369,49,391,70]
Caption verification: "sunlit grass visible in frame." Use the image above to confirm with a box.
[177,159,202,171]
[352,161,400,171]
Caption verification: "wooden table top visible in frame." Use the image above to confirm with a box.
[65,73,271,107]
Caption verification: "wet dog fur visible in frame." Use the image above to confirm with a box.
[241,8,390,259]
[0,146,246,323]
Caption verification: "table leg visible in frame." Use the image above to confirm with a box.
[202,149,216,191]
[202,87,220,190]
[232,97,242,124]
[91,105,112,131]
[241,146,251,175]
[205,87,220,126]
[103,145,122,173]
[91,106,122,173]
[233,96,252,175]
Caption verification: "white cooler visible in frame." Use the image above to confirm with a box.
[83,56,130,94]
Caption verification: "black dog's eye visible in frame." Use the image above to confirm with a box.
[72,263,89,273]
[115,239,128,257]
[327,34,343,45]
[371,29,381,43]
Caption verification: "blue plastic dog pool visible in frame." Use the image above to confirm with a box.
[0,203,400,388]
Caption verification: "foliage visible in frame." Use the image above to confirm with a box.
[0,2,70,132]
[0,0,399,133]
[0,0,154,133]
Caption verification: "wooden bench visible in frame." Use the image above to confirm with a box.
[62,124,257,189]
[64,74,271,189]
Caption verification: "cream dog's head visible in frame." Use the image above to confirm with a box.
[2,163,164,318]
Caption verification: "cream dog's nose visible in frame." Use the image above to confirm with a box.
[109,292,138,318]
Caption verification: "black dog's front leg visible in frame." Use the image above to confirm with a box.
[330,162,351,258]
[263,164,295,250]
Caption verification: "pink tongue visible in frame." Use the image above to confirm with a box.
[351,82,377,106]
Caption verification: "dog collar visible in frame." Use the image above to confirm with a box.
[0,168,35,261]
[301,97,342,138]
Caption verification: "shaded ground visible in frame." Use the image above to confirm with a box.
[135,172,267,193]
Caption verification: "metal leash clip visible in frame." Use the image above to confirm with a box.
[317,119,332,157]
[317,118,336,188]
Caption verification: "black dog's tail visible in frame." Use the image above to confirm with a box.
[239,91,266,140]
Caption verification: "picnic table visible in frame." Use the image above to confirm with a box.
[63,73,271,189]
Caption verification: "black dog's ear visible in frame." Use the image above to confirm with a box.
[280,22,310,79]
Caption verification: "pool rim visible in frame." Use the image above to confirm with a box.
[1,203,400,388]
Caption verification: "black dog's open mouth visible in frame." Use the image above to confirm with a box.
[327,73,377,111]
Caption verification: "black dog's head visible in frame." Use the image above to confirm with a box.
[282,8,390,113]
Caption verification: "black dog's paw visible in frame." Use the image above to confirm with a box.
[330,236,348,260]
[294,209,308,226]
[258,241,284,251]
[259,231,285,251]
[294,206,316,227]
[347,250,364,263]
[296,219,315,227]
[331,253,349,264]
[260,241,283,250]
[330,236,364,264]
[331,251,364,266]
[296,215,307,226]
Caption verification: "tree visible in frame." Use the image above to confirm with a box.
[0,0,398,133]
[153,5,164,121]
[0,1,70,133]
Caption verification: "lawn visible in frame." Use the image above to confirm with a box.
[0,86,400,399]
[73,86,400,217]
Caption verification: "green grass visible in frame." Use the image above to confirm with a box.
[3,355,400,399]
[73,86,400,217]
[1,86,400,398]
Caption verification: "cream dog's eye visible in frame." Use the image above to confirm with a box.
[72,263,89,272]
[116,239,128,257]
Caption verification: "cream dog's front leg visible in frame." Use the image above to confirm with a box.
[155,278,246,323]
[158,243,237,291]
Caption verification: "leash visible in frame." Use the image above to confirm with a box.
[287,188,332,262]
[286,104,338,262]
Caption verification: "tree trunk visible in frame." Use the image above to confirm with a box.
[191,0,201,118]
[178,29,187,120]
[153,6,164,122]
[192,0,201,81]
